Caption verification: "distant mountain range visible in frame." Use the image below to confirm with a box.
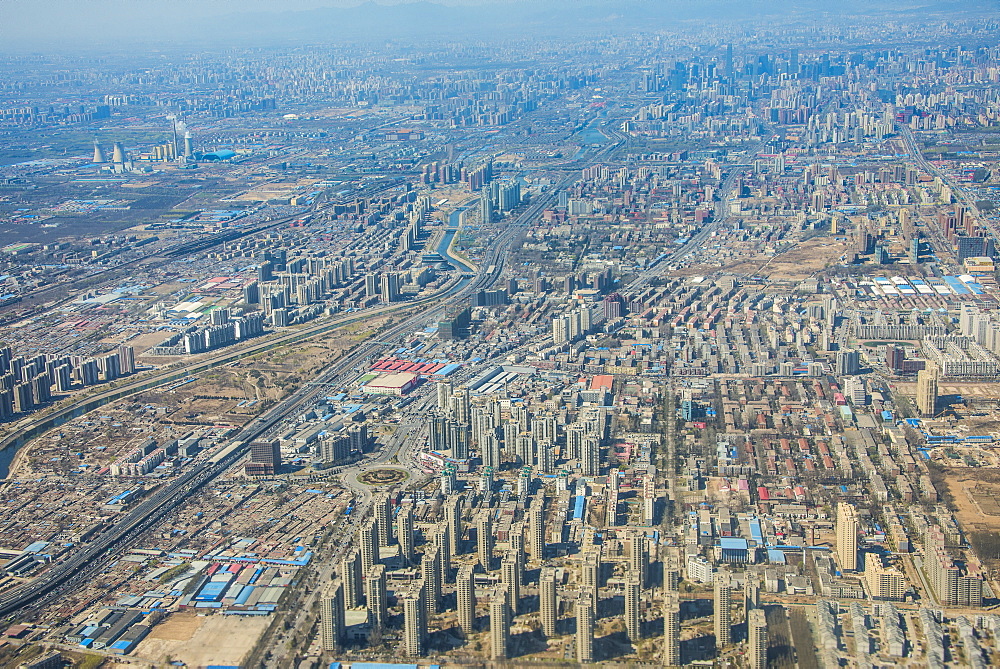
[1,0,996,51]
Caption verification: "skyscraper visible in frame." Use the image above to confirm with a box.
[457,564,476,634]
[501,556,521,616]
[477,510,493,571]
[714,570,732,649]
[629,532,648,587]
[341,549,363,609]
[320,579,345,652]
[663,592,681,667]
[434,521,451,584]
[625,574,641,642]
[837,502,859,571]
[748,608,768,669]
[422,547,442,614]
[529,498,545,561]
[366,564,388,631]
[398,506,415,565]
[490,589,510,660]
[576,592,594,663]
[916,361,940,417]
[375,492,392,546]
[540,566,558,638]
[401,580,426,657]
[445,494,462,555]
[361,518,379,576]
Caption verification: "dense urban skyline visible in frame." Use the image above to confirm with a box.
[2,2,1000,669]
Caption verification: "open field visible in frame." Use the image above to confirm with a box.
[135,612,270,667]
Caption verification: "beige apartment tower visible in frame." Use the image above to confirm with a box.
[340,548,363,609]
[748,607,768,669]
[365,564,388,631]
[714,570,732,648]
[916,362,940,417]
[401,580,426,657]
[501,556,521,615]
[477,510,493,571]
[360,518,379,576]
[529,497,545,560]
[457,564,476,634]
[445,494,462,555]
[490,588,510,660]
[663,591,681,667]
[625,574,641,642]
[576,592,595,663]
[319,579,345,652]
[398,506,415,565]
[540,566,558,637]
[837,502,859,571]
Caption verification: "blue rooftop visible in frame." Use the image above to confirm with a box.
[720,537,749,550]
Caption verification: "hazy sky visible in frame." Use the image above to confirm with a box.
[0,0,989,51]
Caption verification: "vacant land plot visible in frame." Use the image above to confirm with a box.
[135,612,270,667]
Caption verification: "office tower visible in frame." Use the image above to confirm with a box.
[250,439,281,475]
[501,556,521,616]
[319,580,345,652]
[375,492,392,546]
[422,547,442,614]
[341,549,363,608]
[837,502,859,571]
[477,511,493,571]
[398,506,415,565]
[625,575,641,642]
[576,593,594,663]
[401,581,426,657]
[366,564,388,631]
[540,566,558,637]
[629,533,648,587]
[434,522,451,583]
[457,564,476,634]
[361,518,379,575]
[92,140,106,163]
[916,362,940,417]
[714,571,732,649]
[445,494,462,555]
[529,498,545,561]
[748,608,768,669]
[663,592,681,667]
[490,589,510,660]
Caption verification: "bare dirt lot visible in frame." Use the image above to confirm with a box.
[941,467,1000,572]
[135,612,270,667]
[721,235,851,282]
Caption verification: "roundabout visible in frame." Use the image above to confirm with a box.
[356,467,408,487]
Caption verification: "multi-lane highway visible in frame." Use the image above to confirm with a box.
[0,169,572,622]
